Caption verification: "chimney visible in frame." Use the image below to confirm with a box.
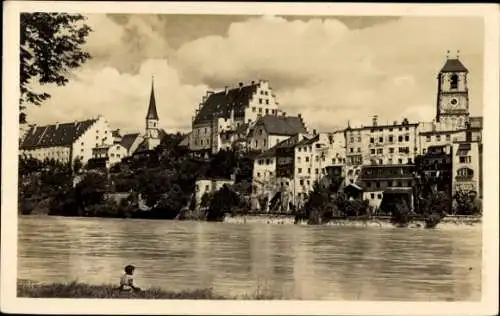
[239,82,243,88]
[225,86,229,95]
[298,113,302,119]
[251,80,255,85]
[282,112,286,117]
[313,129,317,135]
[55,122,59,129]
[372,115,378,127]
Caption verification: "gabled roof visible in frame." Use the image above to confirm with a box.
[295,134,319,147]
[253,115,307,136]
[111,129,122,138]
[440,58,468,73]
[120,133,141,151]
[146,80,159,120]
[193,83,259,125]
[256,134,301,158]
[20,119,98,150]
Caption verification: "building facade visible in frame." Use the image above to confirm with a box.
[20,115,113,166]
[451,140,481,197]
[194,178,235,209]
[189,80,285,154]
[247,114,307,152]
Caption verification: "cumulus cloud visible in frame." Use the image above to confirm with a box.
[27,59,208,133]
[25,14,484,134]
[174,15,484,130]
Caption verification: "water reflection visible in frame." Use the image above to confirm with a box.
[18,216,481,300]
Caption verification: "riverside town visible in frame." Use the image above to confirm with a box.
[18,52,482,228]
[13,12,488,303]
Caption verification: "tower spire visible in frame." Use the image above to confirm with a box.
[146,76,159,120]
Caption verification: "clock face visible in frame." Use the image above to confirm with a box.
[149,129,158,138]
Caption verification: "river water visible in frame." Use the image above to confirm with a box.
[18,216,482,300]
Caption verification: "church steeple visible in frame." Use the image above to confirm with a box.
[146,77,159,120]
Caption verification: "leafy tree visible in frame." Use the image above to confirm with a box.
[20,13,92,122]
[206,185,240,222]
[74,172,108,210]
[453,189,481,215]
[391,199,413,227]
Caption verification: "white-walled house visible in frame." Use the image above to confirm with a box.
[247,114,307,152]
[194,178,235,208]
[92,143,128,166]
[20,115,113,166]
[451,140,482,197]
[189,80,285,154]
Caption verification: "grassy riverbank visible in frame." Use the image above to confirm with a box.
[17,280,278,300]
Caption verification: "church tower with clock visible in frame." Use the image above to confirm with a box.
[144,77,161,151]
[436,51,470,130]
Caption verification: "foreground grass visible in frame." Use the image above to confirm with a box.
[17,279,280,300]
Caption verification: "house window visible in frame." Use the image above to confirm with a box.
[265,100,269,105]
[389,135,394,142]
[315,169,319,174]
[81,142,84,146]
[389,128,393,132]
[350,148,354,153]
[398,136,403,142]
[315,156,319,162]
[308,168,311,174]
[266,159,271,164]
[305,157,310,162]
[297,157,301,163]
[379,137,383,143]
[265,109,269,115]
[426,136,431,142]
[357,137,361,142]
[370,149,375,154]
[405,135,409,141]
[332,158,336,164]
[254,140,258,147]
[257,172,261,177]
[436,135,441,141]
[307,180,310,185]
[252,107,256,112]
[370,193,375,199]
[446,134,451,141]
[389,148,394,154]
[259,108,262,113]
[457,168,473,178]
[300,179,304,185]
[357,148,361,152]
[259,98,263,104]
[388,158,393,164]
[298,168,302,174]
[298,147,302,152]
[398,159,403,164]
[370,137,374,143]
[378,159,383,164]
[377,148,383,154]
[377,194,382,199]
[350,137,354,143]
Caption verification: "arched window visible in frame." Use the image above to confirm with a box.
[450,74,458,89]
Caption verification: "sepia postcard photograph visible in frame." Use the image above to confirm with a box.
[1,2,499,315]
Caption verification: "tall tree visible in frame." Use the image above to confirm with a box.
[20,13,92,122]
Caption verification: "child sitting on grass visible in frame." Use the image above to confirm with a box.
[119,264,141,292]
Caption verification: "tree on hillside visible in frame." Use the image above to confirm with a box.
[20,13,92,122]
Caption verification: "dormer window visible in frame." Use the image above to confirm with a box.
[450,74,458,89]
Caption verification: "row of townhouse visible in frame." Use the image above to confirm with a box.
[248,54,483,212]
[19,79,169,169]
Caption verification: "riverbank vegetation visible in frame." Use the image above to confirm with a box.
[17,280,278,300]
[18,134,482,227]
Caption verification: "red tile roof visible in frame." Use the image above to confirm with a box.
[20,119,98,150]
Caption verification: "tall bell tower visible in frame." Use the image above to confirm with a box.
[436,50,470,130]
[145,77,160,150]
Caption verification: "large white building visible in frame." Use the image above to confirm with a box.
[20,115,113,166]
[188,80,293,154]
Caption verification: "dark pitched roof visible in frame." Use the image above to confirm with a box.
[20,119,98,150]
[120,133,141,151]
[146,80,159,120]
[295,134,319,147]
[254,115,307,136]
[256,134,301,158]
[440,58,468,73]
[193,84,259,125]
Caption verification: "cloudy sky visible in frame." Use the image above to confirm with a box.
[25,14,484,133]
